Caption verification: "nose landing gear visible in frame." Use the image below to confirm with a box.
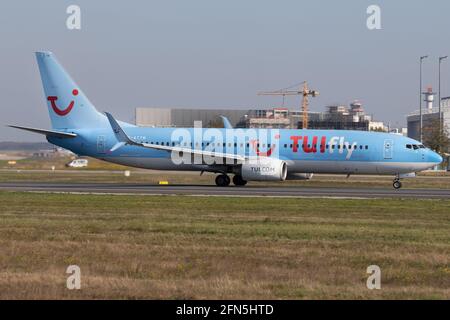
[393,175,402,189]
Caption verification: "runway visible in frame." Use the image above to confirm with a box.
[0,182,450,199]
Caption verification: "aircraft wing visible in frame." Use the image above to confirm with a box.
[8,125,77,138]
[105,112,246,161]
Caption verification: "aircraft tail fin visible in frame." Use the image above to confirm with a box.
[220,115,233,129]
[35,51,103,129]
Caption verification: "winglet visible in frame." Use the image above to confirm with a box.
[220,115,233,129]
[105,112,136,147]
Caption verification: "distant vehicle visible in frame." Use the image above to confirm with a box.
[9,52,443,189]
[66,159,88,168]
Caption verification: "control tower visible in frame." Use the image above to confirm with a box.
[423,86,436,113]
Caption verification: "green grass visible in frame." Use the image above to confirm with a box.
[0,192,449,299]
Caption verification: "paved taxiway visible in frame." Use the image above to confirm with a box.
[0,182,449,199]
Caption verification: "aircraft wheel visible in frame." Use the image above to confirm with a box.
[232,175,247,186]
[393,180,402,189]
[215,174,230,187]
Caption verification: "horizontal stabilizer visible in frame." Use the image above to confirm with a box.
[8,125,77,138]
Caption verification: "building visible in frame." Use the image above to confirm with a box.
[240,108,291,128]
[406,90,450,141]
[300,101,385,131]
[135,101,386,131]
[32,147,74,159]
[135,108,250,128]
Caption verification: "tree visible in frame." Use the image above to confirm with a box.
[422,118,450,154]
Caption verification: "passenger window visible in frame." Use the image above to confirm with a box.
[365,145,368,150]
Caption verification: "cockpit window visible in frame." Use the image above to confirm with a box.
[412,145,419,150]
[406,144,412,149]
[419,144,425,148]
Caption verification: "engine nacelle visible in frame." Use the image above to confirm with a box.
[286,173,314,180]
[240,158,288,181]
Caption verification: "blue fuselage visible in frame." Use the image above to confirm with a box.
[48,127,442,175]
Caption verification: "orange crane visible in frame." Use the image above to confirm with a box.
[258,81,319,129]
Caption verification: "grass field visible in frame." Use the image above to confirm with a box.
[0,192,449,299]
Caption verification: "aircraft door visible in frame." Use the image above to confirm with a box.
[97,135,106,154]
[383,139,393,159]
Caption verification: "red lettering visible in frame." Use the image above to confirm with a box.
[290,136,302,152]
[320,136,326,153]
[302,136,318,153]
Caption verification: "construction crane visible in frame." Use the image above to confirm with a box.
[258,81,319,129]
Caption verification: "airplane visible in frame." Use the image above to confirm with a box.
[8,51,443,189]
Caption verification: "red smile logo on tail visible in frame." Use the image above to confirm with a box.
[47,89,78,116]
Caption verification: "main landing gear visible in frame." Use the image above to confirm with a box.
[215,174,230,187]
[215,174,247,187]
[393,176,402,190]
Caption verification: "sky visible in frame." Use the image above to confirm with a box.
[1,0,450,141]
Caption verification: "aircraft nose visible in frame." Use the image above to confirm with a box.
[427,150,443,164]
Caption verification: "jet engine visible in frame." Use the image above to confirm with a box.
[239,158,288,181]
